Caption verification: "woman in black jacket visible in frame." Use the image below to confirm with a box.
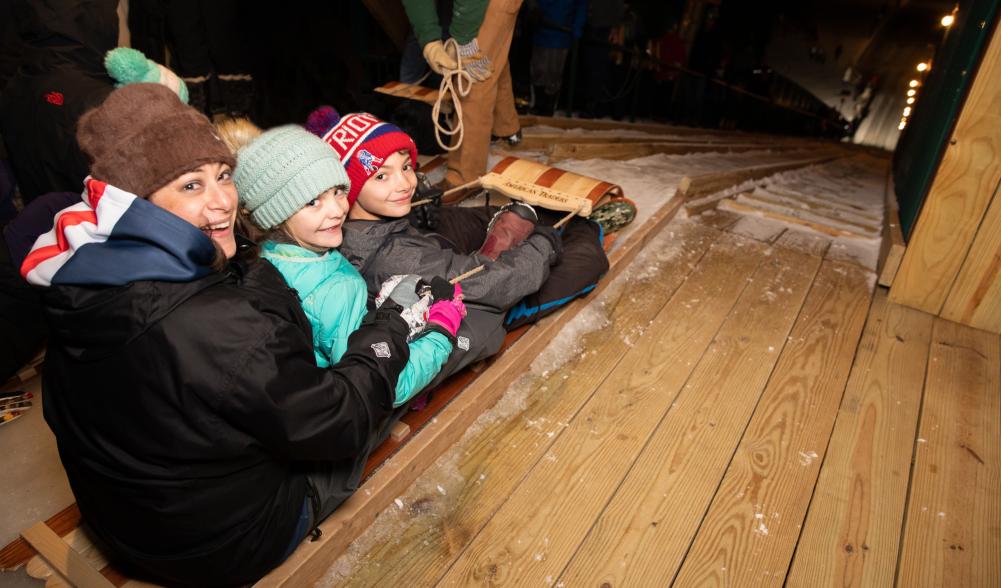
[22,83,415,585]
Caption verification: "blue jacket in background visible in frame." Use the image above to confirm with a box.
[533,0,588,49]
[261,241,451,406]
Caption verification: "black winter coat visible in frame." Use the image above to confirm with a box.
[41,256,411,585]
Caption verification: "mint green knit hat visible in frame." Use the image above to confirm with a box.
[235,125,351,230]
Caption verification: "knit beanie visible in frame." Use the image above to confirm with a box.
[76,84,235,197]
[305,106,418,206]
[234,125,351,230]
[104,47,190,104]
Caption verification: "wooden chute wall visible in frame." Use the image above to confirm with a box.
[889,17,1001,333]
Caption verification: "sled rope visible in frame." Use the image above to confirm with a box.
[449,204,585,285]
[432,38,473,152]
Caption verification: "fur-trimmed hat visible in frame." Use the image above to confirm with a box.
[305,106,417,206]
[76,84,235,197]
[234,125,351,230]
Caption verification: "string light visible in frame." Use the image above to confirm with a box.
[941,14,955,27]
[899,122,907,130]
[907,97,915,104]
[903,106,912,116]
[907,89,917,97]
[917,62,929,72]
[909,80,920,87]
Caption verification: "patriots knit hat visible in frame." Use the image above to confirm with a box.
[305,106,417,206]
[234,125,351,230]
[76,84,235,197]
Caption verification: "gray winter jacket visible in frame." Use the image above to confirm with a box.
[339,218,559,387]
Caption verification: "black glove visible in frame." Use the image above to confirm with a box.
[409,173,442,230]
[416,275,456,303]
[531,225,563,265]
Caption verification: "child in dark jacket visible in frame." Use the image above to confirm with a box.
[306,107,609,388]
[235,125,465,406]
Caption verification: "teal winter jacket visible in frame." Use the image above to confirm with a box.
[261,241,451,405]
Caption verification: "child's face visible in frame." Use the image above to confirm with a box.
[285,187,350,252]
[350,150,417,220]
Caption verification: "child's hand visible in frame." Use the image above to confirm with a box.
[427,297,465,337]
[375,275,433,339]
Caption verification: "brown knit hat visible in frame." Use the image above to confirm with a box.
[76,83,236,197]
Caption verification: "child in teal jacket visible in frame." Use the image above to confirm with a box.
[234,125,464,406]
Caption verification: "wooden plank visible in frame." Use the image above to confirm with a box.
[719,199,874,239]
[433,233,769,586]
[557,245,821,587]
[20,523,115,588]
[328,222,723,587]
[941,179,1001,332]
[690,208,743,231]
[889,24,1001,314]
[727,215,788,244]
[547,142,775,162]
[388,422,410,443]
[877,169,905,287]
[682,155,842,214]
[774,229,831,258]
[786,291,934,587]
[254,189,692,587]
[1,504,81,572]
[763,185,882,220]
[673,260,873,586]
[738,191,881,233]
[897,318,1000,587]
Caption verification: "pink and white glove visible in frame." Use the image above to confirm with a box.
[426,283,466,337]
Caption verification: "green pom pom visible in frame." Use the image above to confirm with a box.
[105,47,155,85]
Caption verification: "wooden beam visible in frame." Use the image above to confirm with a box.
[889,23,1001,313]
[254,174,691,588]
[719,198,873,239]
[787,291,933,586]
[680,155,842,214]
[878,173,907,288]
[897,318,1000,587]
[20,523,115,588]
[546,141,781,162]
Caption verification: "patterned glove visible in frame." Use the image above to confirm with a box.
[422,40,458,75]
[456,38,493,82]
[374,275,433,339]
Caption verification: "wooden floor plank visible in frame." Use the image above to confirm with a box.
[786,291,934,587]
[897,319,1001,587]
[557,245,821,587]
[433,233,768,586]
[673,260,873,586]
[773,229,832,258]
[689,209,743,232]
[328,221,723,587]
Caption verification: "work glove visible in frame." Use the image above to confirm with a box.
[375,274,433,339]
[478,202,538,261]
[456,38,493,82]
[422,40,458,75]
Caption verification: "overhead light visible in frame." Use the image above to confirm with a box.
[907,97,915,104]
[904,107,912,116]
[941,14,955,27]
[917,62,929,72]
[909,80,920,87]
[899,122,907,130]
[907,89,917,96]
